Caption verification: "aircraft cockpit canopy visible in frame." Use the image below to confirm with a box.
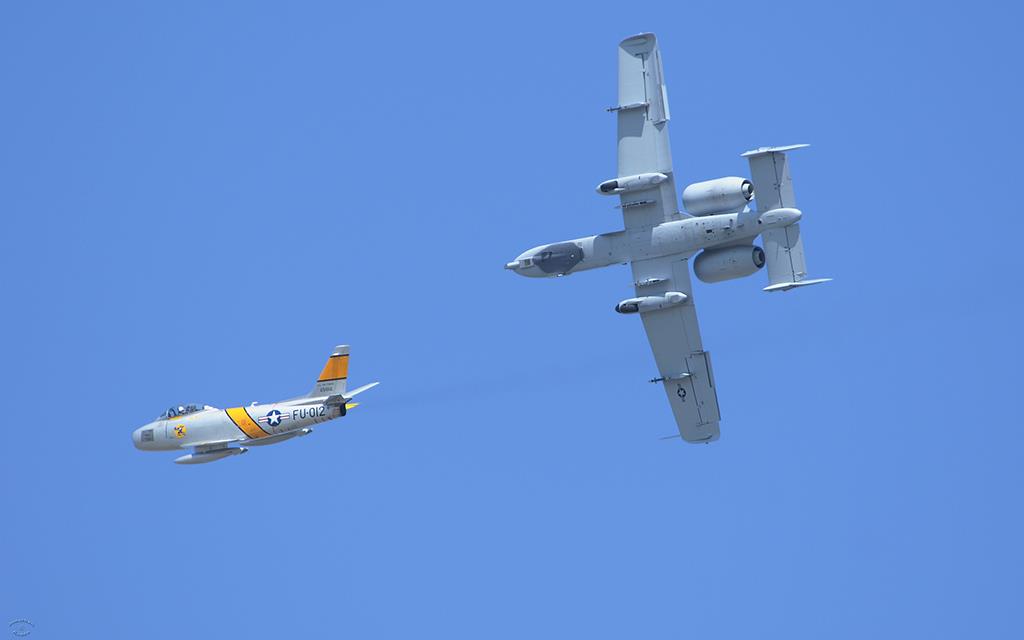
[160,404,205,419]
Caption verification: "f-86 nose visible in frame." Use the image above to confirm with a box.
[132,423,161,450]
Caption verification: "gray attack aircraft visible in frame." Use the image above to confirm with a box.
[506,33,830,443]
[132,345,378,463]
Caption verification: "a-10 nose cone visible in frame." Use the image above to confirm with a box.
[506,242,584,277]
[505,255,541,277]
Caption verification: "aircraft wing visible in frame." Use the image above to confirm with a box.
[630,255,721,442]
[613,33,681,230]
[190,438,243,452]
[616,34,719,441]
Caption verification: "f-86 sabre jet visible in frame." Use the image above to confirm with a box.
[505,33,829,443]
[131,345,378,463]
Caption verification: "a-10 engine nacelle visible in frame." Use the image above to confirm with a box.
[694,246,766,283]
[615,291,688,314]
[682,176,754,216]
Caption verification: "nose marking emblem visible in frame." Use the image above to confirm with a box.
[174,424,187,438]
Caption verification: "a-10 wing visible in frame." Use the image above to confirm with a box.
[614,33,681,230]
[631,256,721,442]
[615,34,720,441]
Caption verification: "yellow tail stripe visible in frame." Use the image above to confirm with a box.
[318,354,349,382]
[226,407,269,439]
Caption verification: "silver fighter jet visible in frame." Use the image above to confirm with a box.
[506,33,830,443]
[131,345,378,463]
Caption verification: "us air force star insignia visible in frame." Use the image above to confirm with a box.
[174,424,187,438]
[676,385,687,401]
[264,410,283,427]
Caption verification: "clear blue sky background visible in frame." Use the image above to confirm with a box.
[2,1,1021,637]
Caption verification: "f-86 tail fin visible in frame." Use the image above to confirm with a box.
[742,145,831,292]
[307,346,379,415]
[311,345,349,397]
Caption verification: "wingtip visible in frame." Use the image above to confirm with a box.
[619,32,657,49]
[741,144,811,158]
[762,277,832,293]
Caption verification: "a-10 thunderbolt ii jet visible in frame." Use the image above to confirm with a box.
[506,33,830,443]
[131,345,378,463]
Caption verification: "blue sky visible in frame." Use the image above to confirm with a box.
[2,1,1021,637]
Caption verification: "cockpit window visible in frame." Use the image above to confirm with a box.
[533,242,584,274]
[160,404,204,419]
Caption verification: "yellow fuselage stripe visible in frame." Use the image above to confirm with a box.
[226,407,269,439]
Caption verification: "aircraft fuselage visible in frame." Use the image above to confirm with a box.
[132,401,342,452]
[506,207,801,278]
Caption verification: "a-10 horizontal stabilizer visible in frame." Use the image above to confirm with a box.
[744,144,830,292]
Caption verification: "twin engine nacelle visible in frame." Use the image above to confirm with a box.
[682,177,754,216]
[615,291,688,314]
[694,245,766,283]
